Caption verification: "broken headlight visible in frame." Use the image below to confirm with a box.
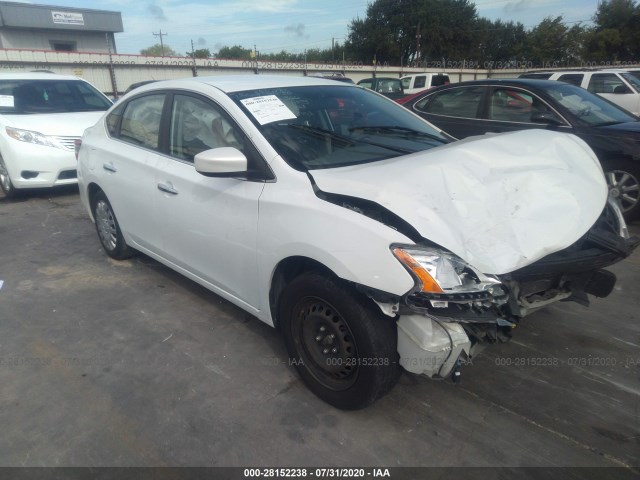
[391,245,506,301]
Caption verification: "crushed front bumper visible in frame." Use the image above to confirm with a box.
[394,198,639,379]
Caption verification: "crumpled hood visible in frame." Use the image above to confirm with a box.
[6,111,104,136]
[311,129,608,275]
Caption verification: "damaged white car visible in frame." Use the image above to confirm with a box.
[77,76,637,409]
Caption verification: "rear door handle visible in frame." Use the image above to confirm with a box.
[102,162,117,173]
[157,182,179,195]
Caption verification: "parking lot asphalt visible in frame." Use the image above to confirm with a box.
[0,186,638,472]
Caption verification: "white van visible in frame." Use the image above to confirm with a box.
[547,70,640,115]
[400,73,450,94]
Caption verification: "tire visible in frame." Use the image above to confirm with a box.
[91,190,135,260]
[279,272,401,410]
[603,160,640,222]
[0,153,19,198]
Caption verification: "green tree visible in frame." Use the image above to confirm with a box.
[345,0,479,65]
[584,0,640,61]
[186,48,211,59]
[140,43,177,56]
[472,18,527,65]
[525,16,586,67]
[217,45,253,60]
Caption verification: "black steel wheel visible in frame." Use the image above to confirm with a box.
[280,272,400,410]
[91,190,134,260]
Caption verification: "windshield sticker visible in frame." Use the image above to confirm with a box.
[0,95,14,108]
[240,95,297,125]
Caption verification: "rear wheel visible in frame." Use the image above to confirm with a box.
[0,154,18,198]
[603,160,640,221]
[279,272,401,410]
[91,190,135,260]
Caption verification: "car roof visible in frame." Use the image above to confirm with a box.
[0,72,87,81]
[134,75,356,94]
[400,73,449,78]
[427,78,565,89]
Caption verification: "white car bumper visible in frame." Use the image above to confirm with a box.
[2,139,78,189]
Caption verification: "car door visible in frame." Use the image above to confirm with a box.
[100,92,167,252]
[154,92,268,310]
[411,85,487,139]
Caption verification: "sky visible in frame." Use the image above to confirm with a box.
[16,0,601,56]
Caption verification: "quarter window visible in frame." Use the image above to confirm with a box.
[105,102,125,137]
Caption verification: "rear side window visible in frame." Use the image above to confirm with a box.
[358,80,373,89]
[431,74,450,87]
[118,94,165,150]
[488,89,534,122]
[557,74,584,87]
[588,73,628,94]
[415,86,484,118]
[0,79,111,114]
[376,79,402,94]
[414,76,426,88]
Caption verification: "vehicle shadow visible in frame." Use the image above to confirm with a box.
[0,184,79,203]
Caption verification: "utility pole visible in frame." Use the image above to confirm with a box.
[105,33,118,99]
[254,44,259,74]
[190,39,198,77]
[332,37,335,63]
[153,29,168,56]
[415,22,421,64]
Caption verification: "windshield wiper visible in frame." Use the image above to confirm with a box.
[284,124,353,144]
[283,123,413,154]
[348,125,448,143]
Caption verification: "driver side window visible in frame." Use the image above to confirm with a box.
[170,94,242,162]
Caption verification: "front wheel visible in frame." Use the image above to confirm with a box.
[279,272,401,410]
[603,160,640,221]
[91,190,135,260]
[0,154,18,198]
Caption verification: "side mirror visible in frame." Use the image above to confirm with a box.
[195,147,247,177]
[531,111,564,126]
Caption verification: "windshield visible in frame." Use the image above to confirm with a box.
[229,85,447,170]
[545,82,637,126]
[0,79,112,114]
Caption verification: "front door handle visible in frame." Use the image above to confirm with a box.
[102,163,117,173]
[157,182,179,195]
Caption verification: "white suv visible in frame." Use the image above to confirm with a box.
[400,73,450,94]
[0,72,112,197]
[547,70,640,115]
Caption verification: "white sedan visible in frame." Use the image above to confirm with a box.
[0,72,112,197]
[77,75,636,409]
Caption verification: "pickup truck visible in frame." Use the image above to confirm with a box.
[400,73,450,94]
